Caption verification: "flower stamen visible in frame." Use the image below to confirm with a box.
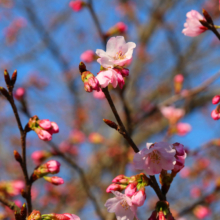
[114,51,126,60]
[120,199,129,210]
[150,150,161,164]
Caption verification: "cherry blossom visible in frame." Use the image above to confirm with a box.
[176,123,192,136]
[133,142,176,175]
[182,10,208,37]
[96,36,136,68]
[105,191,138,220]
[96,68,125,89]
[80,50,95,63]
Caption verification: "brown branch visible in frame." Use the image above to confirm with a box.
[0,195,20,213]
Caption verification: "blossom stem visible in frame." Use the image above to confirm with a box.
[102,87,139,153]
[0,195,20,213]
[149,176,166,201]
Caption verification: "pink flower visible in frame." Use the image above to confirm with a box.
[80,50,95,63]
[31,150,52,165]
[212,95,220,104]
[160,106,185,124]
[180,167,190,178]
[69,0,84,12]
[176,123,192,136]
[193,205,211,219]
[35,128,52,141]
[44,176,64,185]
[105,191,138,220]
[46,160,61,173]
[93,90,105,99]
[172,143,187,173]
[133,142,176,175]
[96,68,125,89]
[39,119,51,130]
[48,122,59,134]
[121,68,129,77]
[131,188,146,207]
[211,109,220,120]
[125,183,137,197]
[14,87,25,100]
[182,10,208,37]
[41,213,80,220]
[9,180,25,196]
[96,36,136,68]
[112,175,129,184]
[174,74,184,83]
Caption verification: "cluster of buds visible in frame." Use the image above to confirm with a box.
[28,116,59,141]
[148,201,174,220]
[105,22,127,37]
[79,62,100,92]
[211,95,220,120]
[106,173,148,207]
[31,160,61,182]
[28,210,80,220]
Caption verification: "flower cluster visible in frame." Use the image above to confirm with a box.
[28,116,59,141]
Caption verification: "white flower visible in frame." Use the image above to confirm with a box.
[96,36,136,68]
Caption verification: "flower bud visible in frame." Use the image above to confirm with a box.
[35,128,52,141]
[106,22,127,36]
[48,122,59,134]
[148,211,157,220]
[69,0,85,12]
[38,119,51,130]
[80,50,95,63]
[43,176,64,185]
[121,68,129,77]
[212,95,220,105]
[106,183,126,193]
[14,150,22,163]
[174,74,184,94]
[11,70,17,86]
[84,82,92,92]
[4,69,11,87]
[88,77,99,90]
[131,188,146,206]
[112,175,129,184]
[14,87,25,100]
[31,150,52,165]
[125,183,137,197]
[27,210,41,220]
[41,213,80,220]
[211,109,220,120]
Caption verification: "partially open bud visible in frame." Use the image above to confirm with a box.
[81,71,100,92]
[131,187,146,207]
[43,176,64,185]
[41,213,80,220]
[106,183,126,193]
[125,183,137,197]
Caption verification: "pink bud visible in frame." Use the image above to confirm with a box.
[112,175,128,183]
[80,50,95,63]
[115,22,127,33]
[46,160,61,174]
[176,123,192,136]
[174,74,184,83]
[36,128,52,141]
[106,183,126,193]
[125,183,137,197]
[38,119,51,130]
[69,0,84,12]
[121,68,129,77]
[88,77,100,91]
[14,87,25,100]
[31,150,52,165]
[211,109,220,120]
[131,189,146,206]
[44,176,64,185]
[212,95,220,104]
[148,211,157,220]
[49,122,59,134]
[84,82,92,92]
[93,90,105,99]
[117,74,125,89]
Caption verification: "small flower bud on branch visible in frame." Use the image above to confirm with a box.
[103,119,118,130]
[14,150,22,164]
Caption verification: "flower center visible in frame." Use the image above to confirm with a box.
[120,199,129,210]
[149,150,161,164]
[114,51,126,60]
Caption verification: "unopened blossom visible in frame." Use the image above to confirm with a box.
[96,68,125,89]
[7,180,25,196]
[105,191,138,220]
[193,205,211,219]
[211,109,220,120]
[31,150,52,165]
[212,95,220,104]
[81,71,100,92]
[35,128,52,141]
[160,106,185,124]
[182,10,208,37]
[39,119,51,130]
[131,188,146,207]
[112,175,129,184]
[96,36,136,68]
[14,87,25,100]
[88,132,104,144]
[28,210,41,220]
[44,176,64,185]
[176,123,191,136]
[133,142,176,175]
[93,90,105,99]
[125,183,137,197]
[106,183,127,193]
[106,22,128,36]
[80,50,95,63]
[174,74,184,93]
[69,0,85,12]
[41,213,80,220]
[172,142,186,173]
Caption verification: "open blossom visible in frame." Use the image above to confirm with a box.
[160,106,185,124]
[133,142,176,175]
[182,10,208,37]
[105,191,138,220]
[96,36,136,68]
[172,143,187,173]
[96,68,125,89]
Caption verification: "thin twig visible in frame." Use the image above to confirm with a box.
[0,195,20,213]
